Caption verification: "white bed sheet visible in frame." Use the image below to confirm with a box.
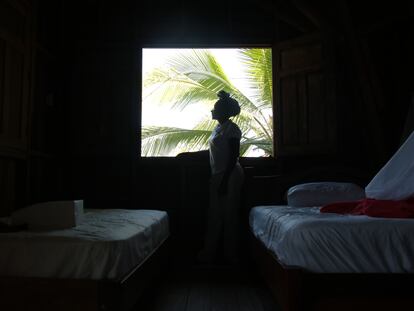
[0,209,169,280]
[250,205,414,273]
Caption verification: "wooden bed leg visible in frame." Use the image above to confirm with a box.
[249,230,304,311]
[281,269,303,311]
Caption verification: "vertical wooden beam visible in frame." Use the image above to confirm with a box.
[291,0,322,29]
[25,0,37,205]
[337,0,387,166]
[256,0,314,33]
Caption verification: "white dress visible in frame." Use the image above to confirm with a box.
[201,120,244,261]
[209,120,242,175]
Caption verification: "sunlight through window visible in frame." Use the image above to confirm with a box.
[141,48,273,157]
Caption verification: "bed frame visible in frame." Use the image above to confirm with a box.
[249,227,414,311]
[0,235,170,311]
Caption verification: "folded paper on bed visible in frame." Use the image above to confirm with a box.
[11,200,84,230]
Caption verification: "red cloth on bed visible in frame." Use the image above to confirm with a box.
[320,198,414,218]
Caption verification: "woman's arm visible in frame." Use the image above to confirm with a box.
[218,138,240,195]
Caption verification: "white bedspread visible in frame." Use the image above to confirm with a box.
[250,205,414,273]
[0,209,169,280]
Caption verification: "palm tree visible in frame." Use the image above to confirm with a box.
[141,48,273,157]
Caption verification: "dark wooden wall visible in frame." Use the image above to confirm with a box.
[1,1,413,256]
[0,0,65,216]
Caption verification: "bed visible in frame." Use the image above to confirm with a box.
[0,208,170,311]
[250,205,414,274]
[249,204,414,311]
[246,170,414,311]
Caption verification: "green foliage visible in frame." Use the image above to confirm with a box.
[142,48,273,157]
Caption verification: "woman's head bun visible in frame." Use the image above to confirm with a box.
[216,90,240,117]
[217,90,230,99]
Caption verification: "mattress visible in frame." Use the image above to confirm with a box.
[249,205,414,273]
[0,209,169,281]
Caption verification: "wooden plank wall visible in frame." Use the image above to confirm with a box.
[0,0,64,216]
[0,0,31,216]
[275,34,336,156]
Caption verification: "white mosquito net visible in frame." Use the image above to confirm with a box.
[365,130,414,200]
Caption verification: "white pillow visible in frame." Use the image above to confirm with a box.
[11,200,84,230]
[287,182,365,207]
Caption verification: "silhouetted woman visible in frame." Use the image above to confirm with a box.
[198,90,244,264]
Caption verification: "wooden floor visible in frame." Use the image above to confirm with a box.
[135,263,280,311]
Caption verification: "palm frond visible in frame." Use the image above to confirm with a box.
[239,144,251,156]
[239,48,273,109]
[142,126,211,156]
[143,68,217,110]
[241,138,273,155]
[192,118,217,131]
[144,49,263,115]
[238,48,273,136]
